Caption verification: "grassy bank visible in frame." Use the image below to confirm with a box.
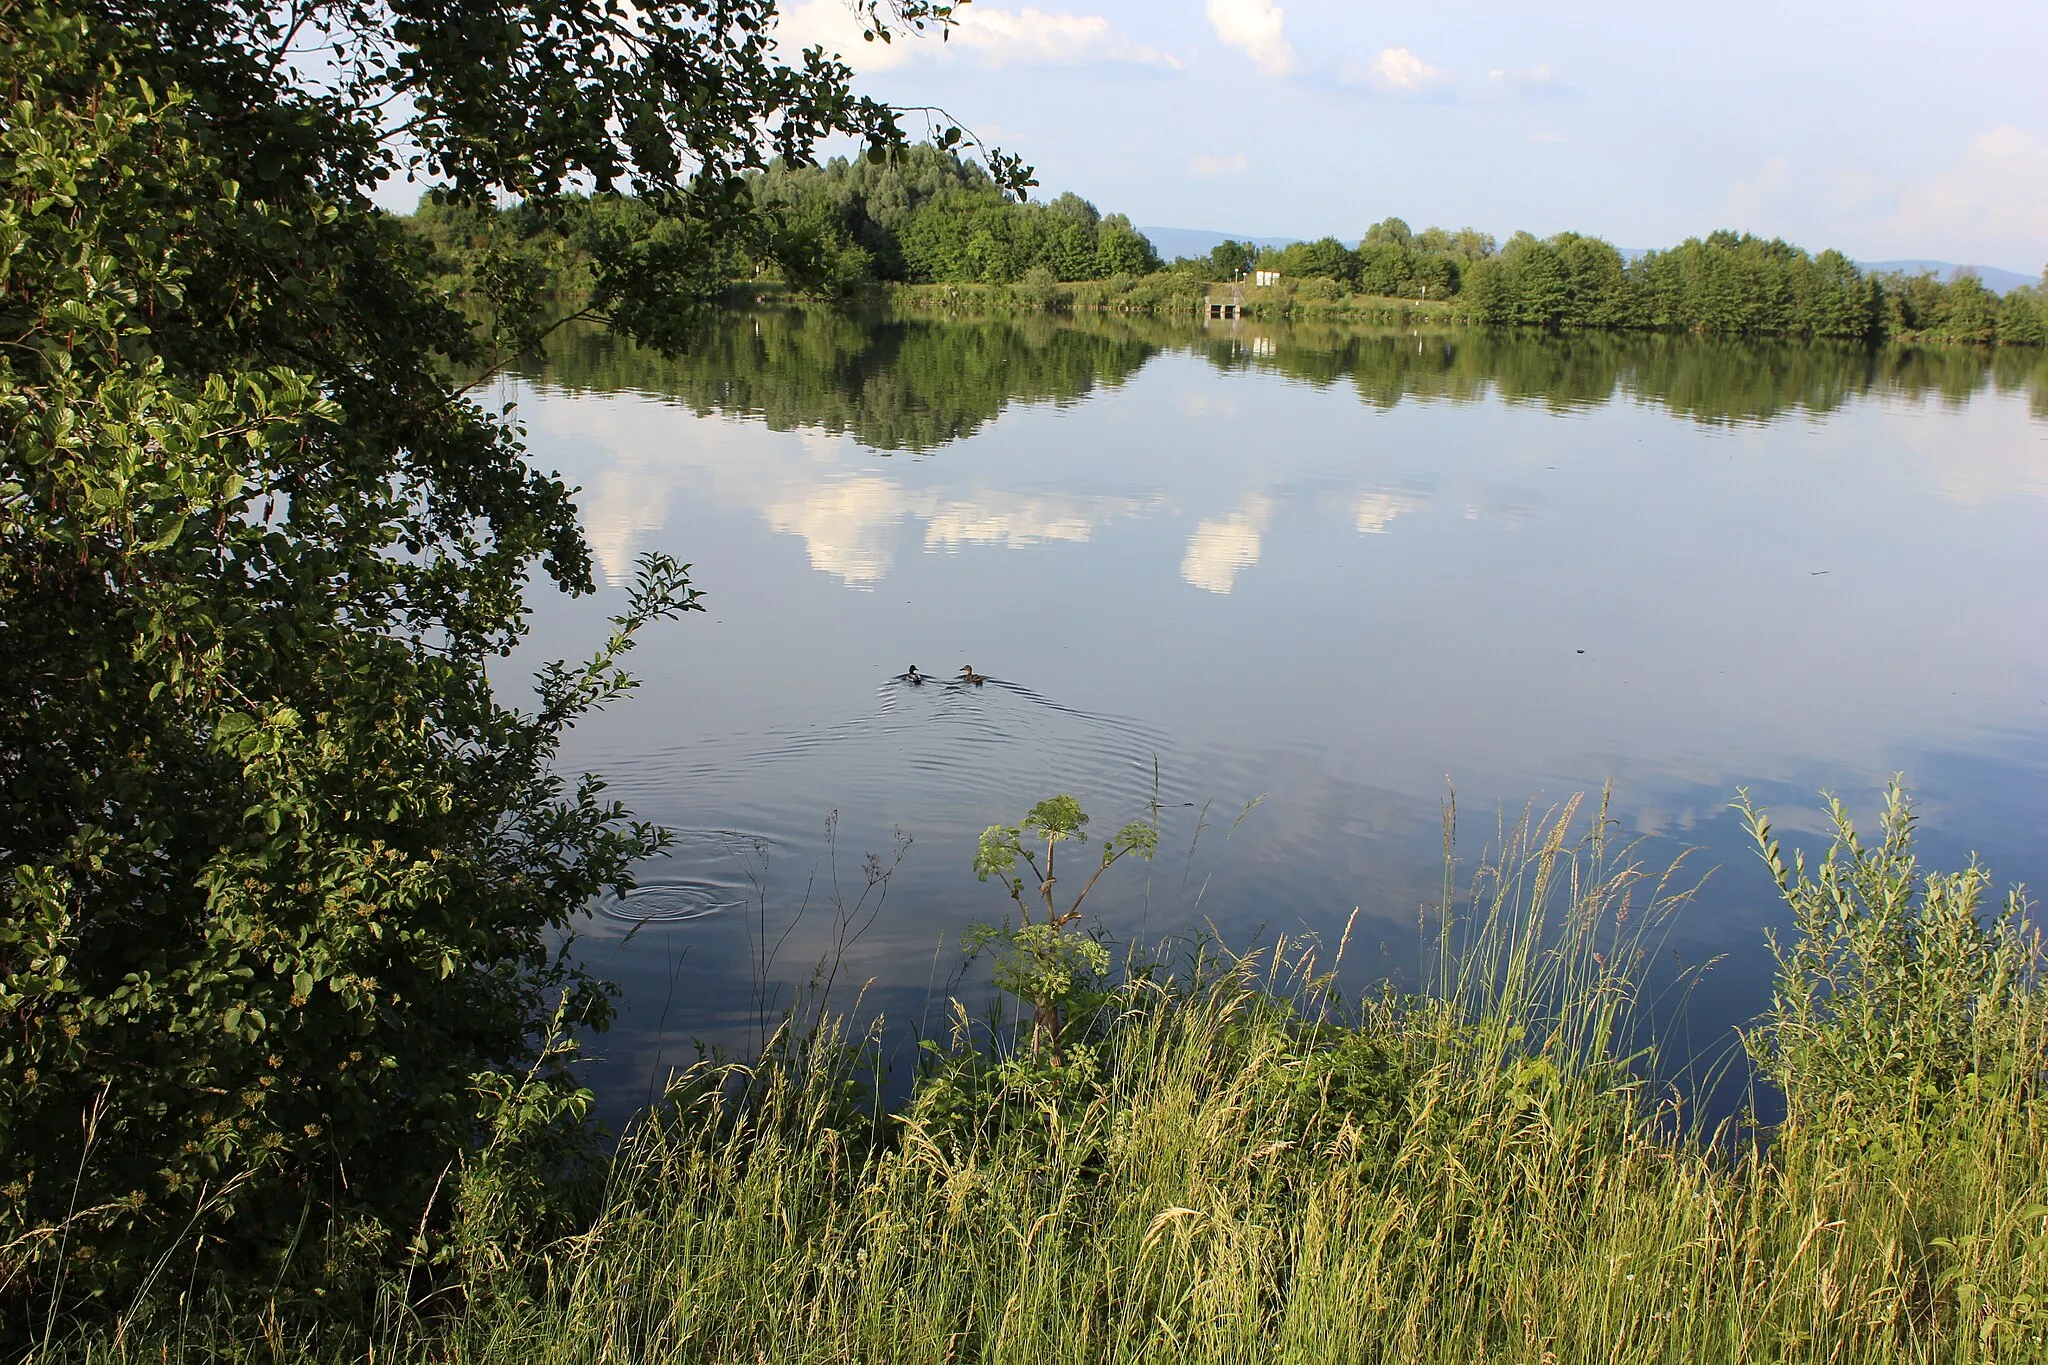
[878,276,1474,328]
[34,788,2048,1363]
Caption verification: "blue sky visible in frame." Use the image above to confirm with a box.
[771,0,2048,272]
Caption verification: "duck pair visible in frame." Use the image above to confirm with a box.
[899,664,985,686]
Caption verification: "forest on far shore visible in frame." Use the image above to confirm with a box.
[408,145,2047,346]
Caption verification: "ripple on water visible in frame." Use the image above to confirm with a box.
[594,878,748,924]
[590,828,768,925]
[607,674,1176,818]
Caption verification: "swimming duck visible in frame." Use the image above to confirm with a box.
[899,664,924,685]
[958,664,986,686]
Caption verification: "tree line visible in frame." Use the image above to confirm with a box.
[1205,220,2046,345]
[410,152,2045,348]
[411,145,1161,302]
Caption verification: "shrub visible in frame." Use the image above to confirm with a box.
[1015,264,1063,312]
[1738,780,2045,1150]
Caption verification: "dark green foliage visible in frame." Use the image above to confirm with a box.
[1254,220,1490,302]
[1997,283,2048,347]
[1794,248,1884,339]
[1226,218,2038,345]
[0,10,686,1311]
[1930,272,1997,345]
[1266,236,1357,286]
[0,0,981,1322]
[759,144,997,288]
[415,145,1154,297]
[1466,232,1630,328]
[1093,213,1159,279]
[411,191,756,325]
[1206,238,1257,279]
[890,185,1157,285]
[1468,228,2038,343]
[746,147,1151,288]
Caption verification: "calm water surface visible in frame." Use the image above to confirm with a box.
[500,314,2048,1104]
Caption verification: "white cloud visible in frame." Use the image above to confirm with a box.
[1487,63,1560,96]
[778,0,916,71]
[1367,46,1445,92]
[1883,126,2048,262]
[1188,152,1249,177]
[1206,0,1295,78]
[1527,131,1566,145]
[1729,130,2048,265]
[779,2,1179,72]
[954,7,1182,68]
[1181,494,1274,595]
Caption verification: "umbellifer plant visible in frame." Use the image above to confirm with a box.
[970,796,1157,1061]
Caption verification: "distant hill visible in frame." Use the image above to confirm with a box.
[1856,261,2037,295]
[1138,226,1300,262]
[1141,226,2039,296]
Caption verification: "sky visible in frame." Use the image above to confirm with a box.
[764,0,2048,272]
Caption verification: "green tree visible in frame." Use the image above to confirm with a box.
[1362,216,1414,248]
[1209,239,1257,279]
[1554,232,1630,327]
[1937,273,1999,345]
[1996,284,2046,347]
[769,196,878,299]
[1414,225,1495,263]
[0,0,1018,1315]
[739,155,1139,286]
[1792,248,1882,339]
[1354,239,1414,296]
[1486,233,1570,327]
[1879,270,1949,337]
[1272,235,1356,285]
[1094,213,1160,277]
[1040,196,1100,279]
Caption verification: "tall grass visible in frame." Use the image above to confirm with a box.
[37,787,2048,1363]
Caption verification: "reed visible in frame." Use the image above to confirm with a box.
[39,787,2048,1364]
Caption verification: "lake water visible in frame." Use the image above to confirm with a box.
[499,312,2048,1107]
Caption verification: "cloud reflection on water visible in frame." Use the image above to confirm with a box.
[1181,493,1273,593]
[524,395,1171,587]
